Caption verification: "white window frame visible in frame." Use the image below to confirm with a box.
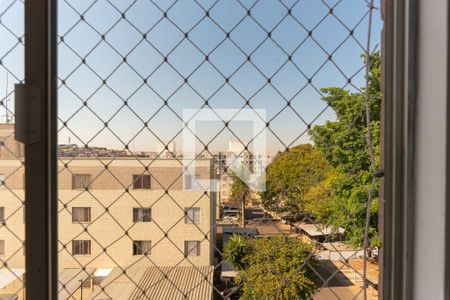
[185,207,200,224]
[133,208,151,222]
[184,241,200,257]
[133,240,151,255]
[72,240,91,255]
[72,174,91,190]
[0,207,4,223]
[132,174,151,189]
[0,240,5,256]
[71,207,91,223]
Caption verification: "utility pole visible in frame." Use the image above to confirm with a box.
[241,190,247,228]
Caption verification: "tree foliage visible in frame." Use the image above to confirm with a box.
[260,144,333,213]
[259,53,381,248]
[224,235,319,299]
[229,164,250,202]
[309,52,382,247]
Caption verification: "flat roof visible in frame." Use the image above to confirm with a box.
[296,223,345,237]
[0,269,24,289]
[58,268,96,300]
[222,227,258,236]
[88,265,214,300]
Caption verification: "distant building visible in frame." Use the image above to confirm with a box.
[213,141,273,205]
[0,125,217,299]
[157,141,177,158]
[0,123,24,159]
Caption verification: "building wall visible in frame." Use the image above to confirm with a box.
[0,158,216,270]
[0,124,24,159]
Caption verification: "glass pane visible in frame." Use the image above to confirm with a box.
[57,0,383,299]
[0,0,25,298]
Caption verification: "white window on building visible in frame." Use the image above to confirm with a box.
[72,240,91,255]
[132,174,151,189]
[133,240,151,255]
[72,174,91,190]
[0,240,4,256]
[0,207,4,223]
[185,207,200,224]
[133,208,151,222]
[184,174,200,190]
[184,241,200,257]
[184,174,193,190]
[72,207,91,223]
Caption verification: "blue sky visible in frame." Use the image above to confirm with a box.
[0,0,382,153]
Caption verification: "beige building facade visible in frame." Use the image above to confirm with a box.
[0,158,216,270]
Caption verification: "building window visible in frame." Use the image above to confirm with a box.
[72,240,91,255]
[185,207,200,224]
[0,240,4,256]
[72,174,91,190]
[184,241,200,257]
[72,207,91,223]
[133,240,151,255]
[184,174,192,190]
[0,207,4,223]
[133,208,151,222]
[132,174,151,189]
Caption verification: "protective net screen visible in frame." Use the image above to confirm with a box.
[1,0,383,299]
[0,0,25,299]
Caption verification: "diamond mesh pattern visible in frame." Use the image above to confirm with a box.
[56,0,381,299]
[0,0,381,299]
[0,0,25,298]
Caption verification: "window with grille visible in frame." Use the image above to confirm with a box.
[72,240,91,255]
[72,174,91,190]
[72,207,91,223]
[185,208,200,224]
[132,174,151,189]
[133,241,151,255]
[0,207,4,223]
[133,208,151,222]
[0,240,4,256]
[184,241,200,257]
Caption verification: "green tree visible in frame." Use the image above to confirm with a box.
[223,234,252,270]
[229,164,251,227]
[224,235,319,299]
[309,52,381,247]
[260,144,333,213]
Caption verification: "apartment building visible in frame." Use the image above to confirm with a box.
[0,124,217,298]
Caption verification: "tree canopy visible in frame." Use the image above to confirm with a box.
[260,143,333,213]
[309,52,381,247]
[259,52,381,248]
[224,235,319,299]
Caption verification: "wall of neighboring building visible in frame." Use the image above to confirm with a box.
[0,158,216,270]
[0,124,24,159]
[58,189,213,268]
